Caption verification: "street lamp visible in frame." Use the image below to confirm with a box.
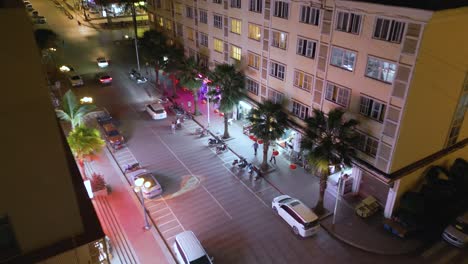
[134,178,151,230]
[332,164,345,226]
[198,74,212,127]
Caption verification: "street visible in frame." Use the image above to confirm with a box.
[32,0,467,263]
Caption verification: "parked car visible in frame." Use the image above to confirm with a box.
[33,16,46,24]
[442,211,468,247]
[272,195,320,237]
[97,115,124,149]
[173,231,213,264]
[97,57,109,68]
[25,3,33,11]
[126,169,162,199]
[146,103,167,120]
[31,10,38,17]
[59,65,75,73]
[68,74,84,87]
[96,73,112,84]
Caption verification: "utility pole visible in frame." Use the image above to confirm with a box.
[131,1,140,71]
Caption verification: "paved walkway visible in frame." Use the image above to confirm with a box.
[159,78,425,255]
[84,147,176,264]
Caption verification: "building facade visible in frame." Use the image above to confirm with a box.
[146,0,468,217]
[0,1,106,263]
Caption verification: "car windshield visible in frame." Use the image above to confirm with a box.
[279,197,294,204]
[304,219,319,229]
[155,109,165,114]
[107,130,119,137]
[190,255,211,264]
[71,76,81,80]
[290,201,300,206]
[454,220,468,234]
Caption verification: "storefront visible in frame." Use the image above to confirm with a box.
[236,100,254,121]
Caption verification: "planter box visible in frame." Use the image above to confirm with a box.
[93,189,108,197]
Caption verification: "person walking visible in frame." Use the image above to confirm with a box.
[252,141,259,155]
[269,149,277,164]
[171,122,176,134]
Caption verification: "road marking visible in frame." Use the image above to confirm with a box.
[152,130,233,220]
[157,219,177,227]
[161,225,182,234]
[422,241,446,258]
[153,212,173,220]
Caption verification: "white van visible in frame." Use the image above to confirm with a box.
[173,231,213,264]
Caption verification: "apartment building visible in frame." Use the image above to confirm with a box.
[147,0,468,217]
[0,1,106,263]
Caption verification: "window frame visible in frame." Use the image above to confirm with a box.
[185,5,193,18]
[269,89,284,104]
[273,0,289,19]
[231,45,242,61]
[325,82,351,108]
[365,56,397,84]
[299,5,320,26]
[175,3,183,15]
[335,11,362,35]
[213,38,224,53]
[330,46,357,72]
[359,95,386,122]
[296,37,316,59]
[176,23,183,37]
[248,23,261,41]
[213,0,222,4]
[199,9,208,24]
[356,131,379,158]
[293,70,313,91]
[292,101,310,120]
[186,27,194,41]
[269,61,286,80]
[246,78,259,95]
[247,52,260,69]
[271,30,288,50]
[199,32,208,47]
[230,0,241,8]
[213,14,223,29]
[249,0,262,13]
[373,17,406,43]
[230,18,242,35]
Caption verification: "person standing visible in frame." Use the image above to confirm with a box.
[171,122,176,134]
[253,142,259,155]
[187,101,192,112]
[269,149,277,164]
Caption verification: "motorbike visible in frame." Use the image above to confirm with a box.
[232,157,248,168]
[208,137,223,147]
[215,143,228,154]
[124,162,140,173]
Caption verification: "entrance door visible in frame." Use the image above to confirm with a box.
[358,171,389,207]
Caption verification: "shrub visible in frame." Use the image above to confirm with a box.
[90,173,106,192]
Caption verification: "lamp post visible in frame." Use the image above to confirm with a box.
[200,75,212,128]
[332,165,345,226]
[134,178,151,230]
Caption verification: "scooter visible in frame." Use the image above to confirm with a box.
[124,162,140,173]
[215,143,228,154]
[232,157,248,168]
[208,137,223,147]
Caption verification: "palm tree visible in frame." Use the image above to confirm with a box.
[179,57,203,115]
[140,29,169,87]
[247,100,288,171]
[208,64,246,139]
[34,29,58,51]
[164,47,185,97]
[301,108,359,214]
[55,90,96,130]
[67,125,105,177]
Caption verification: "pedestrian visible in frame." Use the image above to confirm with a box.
[176,118,181,129]
[253,141,258,155]
[269,149,277,164]
[171,122,176,134]
[187,101,192,111]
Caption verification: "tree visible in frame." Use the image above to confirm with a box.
[139,29,169,88]
[164,47,185,97]
[247,100,288,171]
[179,57,204,115]
[34,29,58,51]
[67,126,105,176]
[56,90,96,130]
[301,108,359,214]
[208,64,246,139]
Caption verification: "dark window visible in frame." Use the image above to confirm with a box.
[373,18,405,43]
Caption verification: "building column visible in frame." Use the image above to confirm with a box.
[351,166,362,194]
[383,180,399,218]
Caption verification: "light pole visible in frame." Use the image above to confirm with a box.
[134,178,151,230]
[130,1,140,72]
[332,165,345,226]
[199,75,212,128]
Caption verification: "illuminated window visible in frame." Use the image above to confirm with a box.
[330,47,356,71]
[293,70,313,91]
[186,27,194,41]
[158,17,164,27]
[272,30,287,50]
[165,19,172,31]
[231,18,242,34]
[365,56,397,83]
[214,38,223,52]
[231,45,242,61]
[247,52,260,69]
[175,3,183,15]
[248,23,261,40]
[325,82,351,107]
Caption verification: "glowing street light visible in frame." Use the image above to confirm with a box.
[80,97,93,104]
[134,178,151,230]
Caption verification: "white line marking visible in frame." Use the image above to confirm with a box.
[161,225,182,234]
[153,131,233,220]
[157,219,177,227]
[153,212,173,220]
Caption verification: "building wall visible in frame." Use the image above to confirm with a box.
[390,7,468,172]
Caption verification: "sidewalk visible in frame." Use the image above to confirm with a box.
[162,80,425,255]
[85,147,176,264]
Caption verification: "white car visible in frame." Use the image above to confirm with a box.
[97,57,109,68]
[442,211,468,248]
[272,195,319,237]
[173,231,213,264]
[126,169,163,199]
[146,103,167,120]
[69,75,84,87]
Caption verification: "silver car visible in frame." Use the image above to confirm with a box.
[126,169,163,199]
[442,211,468,247]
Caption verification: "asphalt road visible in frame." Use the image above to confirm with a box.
[31,1,467,263]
